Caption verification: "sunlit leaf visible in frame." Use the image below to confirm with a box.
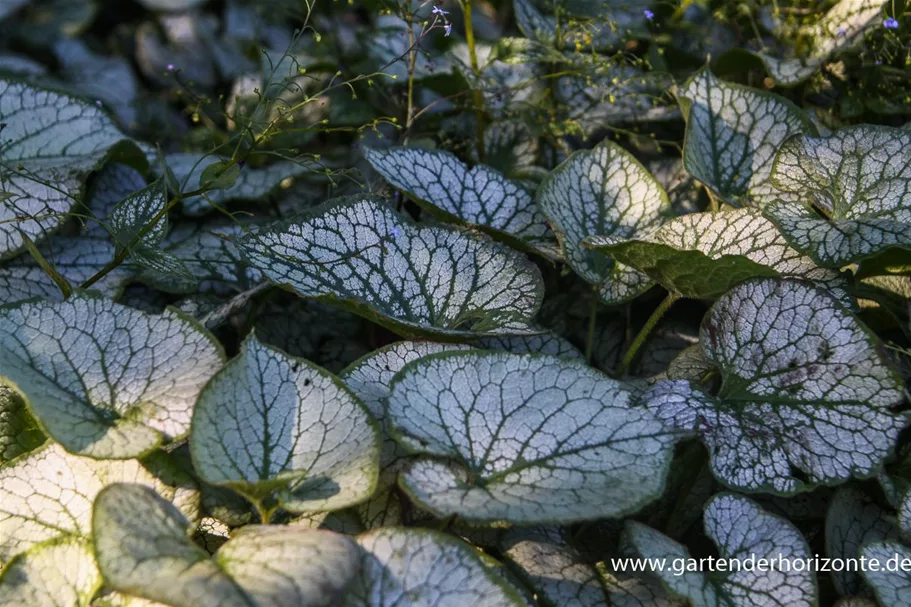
[585,208,845,298]
[638,278,908,493]
[626,493,817,606]
[764,125,911,269]
[363,146,553,253]
[93,483,360,607]
[387,350,679,523]
[0,537,101,607]
[0,443,198,561]
[237,197,544,338]
[0,294,224,459]
[190,334,380,514]
[0,385,44,465]
[537,139,668,304]
[676,69,814,208]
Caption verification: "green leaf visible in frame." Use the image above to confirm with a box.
[675,69,814,208]
[0,537,102,607]
[537,139,668,304]
[585,208,846,298]
[190,334,380,514]
[638,278,908,493]
[0,443,198,561]
[199,160,241,191]
[386,350,680,524]
[500,526,681,607]
[0,294,225,459]
[92,483,360,607]
[0,79,143,258]
[343,527,526,607]
[341,341,474,529]
[363,146,554,254]
[110,179,168,251]
[826,486,898,598]
[764,125,911,269]
[237,197,545,339]
[0,385,44,464]
[626,493,818,607]
[162,153,308,215]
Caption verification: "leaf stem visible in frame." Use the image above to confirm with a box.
[460,0,487,162]
[585,295,598,364]
[616,292,679,377]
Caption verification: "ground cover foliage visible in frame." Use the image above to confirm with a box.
[1,0,911,605]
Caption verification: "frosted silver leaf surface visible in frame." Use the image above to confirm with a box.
[638,278,907,493]
[387,350,679,523]
[191,335,380,513]
[537,139,667,304]
[0,294,224,459]
[237,197,544,338]
[676,69,813,207]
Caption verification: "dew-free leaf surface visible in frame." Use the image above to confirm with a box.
[93,483,360,607]
[237,197,544,338]
[0,294,224,459]
[675,69,813,208]
[191,335,380,514]
[585,208,845,298]
[364,146,553,252]
[626,494,817,607]
[765,125,911,269]
[0,538,101,607]
[386,350,679,523]
[638,278,907,493]
[0,79,142,258]
[537,139,667,304]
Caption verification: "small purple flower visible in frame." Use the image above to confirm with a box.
[95,100,103,107]
[432,6,448,16]
[390,227,399,239]
[837,27,846,36]
[166,63,175,71]
[444,23,452,36]
[875,59,883,65]
[643,9,654,20]
[884,17,899,29]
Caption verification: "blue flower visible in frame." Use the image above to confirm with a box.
[432,6,449,16]
[837,27,846,37]
[884,17,899,29]
[444,23,452,36]
[643,9,654,20]
[390,227,399,239]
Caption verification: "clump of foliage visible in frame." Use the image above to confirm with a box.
[1,0,911,605]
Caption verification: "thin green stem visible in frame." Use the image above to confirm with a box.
[403,8,418,143]
[585,296,598,364]
[460,0,486,161]
[616,292,679,377]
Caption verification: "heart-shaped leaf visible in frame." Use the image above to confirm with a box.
[363,146,554,254]
[0,443,197,561]
[764,125,911,269]
[343,527,525,607]
[626,493,817,607]
[162,152,309,215]
[675,69,814,208]
[386,350,680,523]
[500,526,682,607]
[190,334,380,516]
[0,79,143,258]
[537,139,668,304]
[237,197,544,338]
[585,208,845,298]
[826,486,898,598]
[638,278,908,493]
[110,179,168,250]
[0,294,225,459]
[0,537,101,607]
[92,483,360,607]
